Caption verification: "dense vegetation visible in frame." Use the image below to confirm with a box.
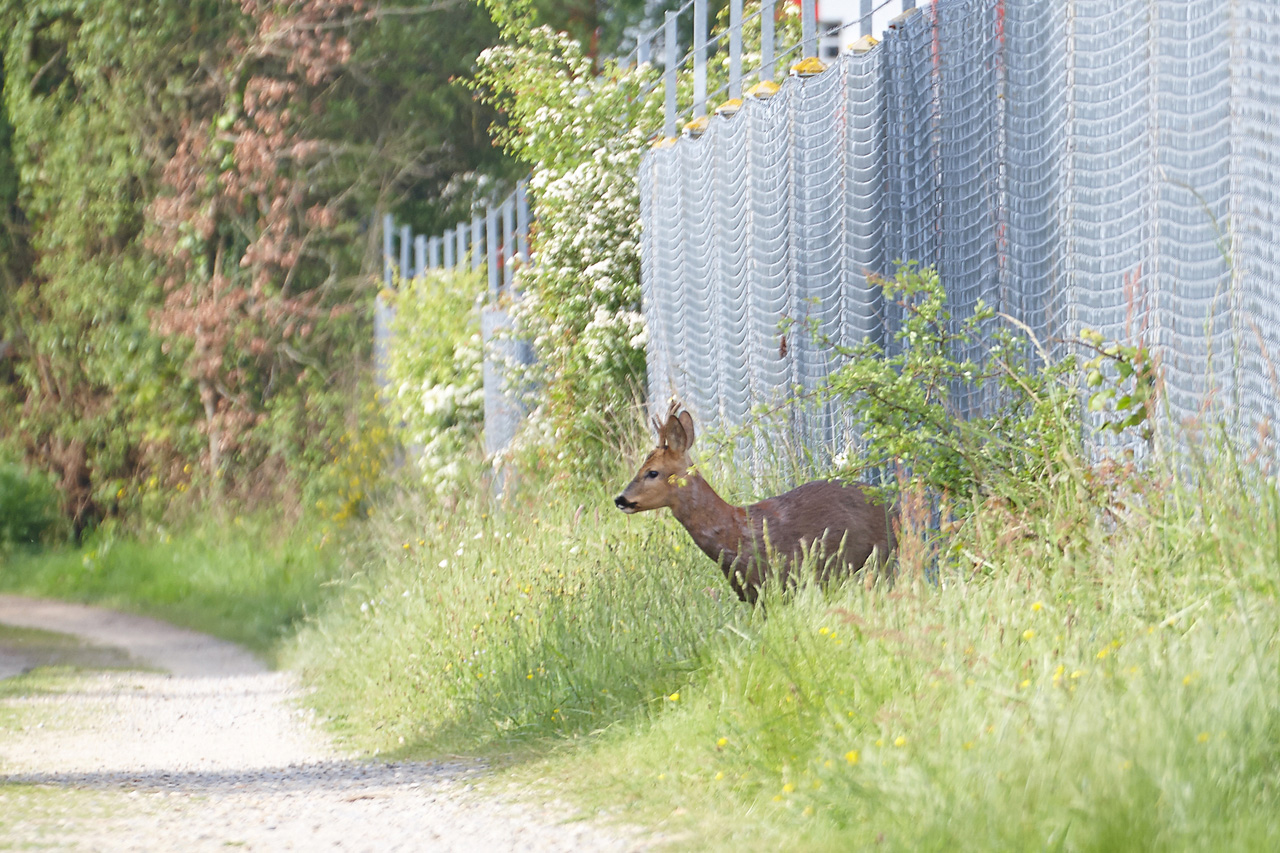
[286,434,1279,850]
[2,3,1276,850]
[0,0,522,533]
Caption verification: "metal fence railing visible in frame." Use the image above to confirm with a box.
[378,180,532,456]
[640,0,1280,468]
[382,1,925,456]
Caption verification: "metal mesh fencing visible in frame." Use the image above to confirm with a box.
[639,0,1280,466]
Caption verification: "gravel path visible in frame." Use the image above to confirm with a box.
[0,595,644,851]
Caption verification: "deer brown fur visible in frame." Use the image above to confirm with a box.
[614,403,894,604]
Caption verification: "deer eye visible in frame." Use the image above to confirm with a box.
[645,469,660,480]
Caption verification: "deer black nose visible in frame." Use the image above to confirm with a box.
[614,494,636,511]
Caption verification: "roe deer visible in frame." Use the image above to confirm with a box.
[614,403,894,604]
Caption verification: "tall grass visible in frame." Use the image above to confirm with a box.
[0,511,342,659]
[287,471,747,750]
[291,435,1280,849]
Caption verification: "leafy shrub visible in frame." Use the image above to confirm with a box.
[0,464,63,548]
[307,393,395,525]
[470,4,805,477]
[828,263,1155,507]
[383,266,486,496]
[473,26,656,474]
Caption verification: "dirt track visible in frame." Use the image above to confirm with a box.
[0,595,642,852]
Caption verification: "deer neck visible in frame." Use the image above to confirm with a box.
[668,472,750,564]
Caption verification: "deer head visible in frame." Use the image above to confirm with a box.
[614,402,697,514]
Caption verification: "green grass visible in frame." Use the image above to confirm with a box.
[288,445,1280,850]
[2,437,1276,849]
[0,511,343,661]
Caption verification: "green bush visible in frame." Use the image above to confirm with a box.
[828,263,1154,510]
[383,266,486,497]
[0,464,63,548]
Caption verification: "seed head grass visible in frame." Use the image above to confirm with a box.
[288,440,1280,850]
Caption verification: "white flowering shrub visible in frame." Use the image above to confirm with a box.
[471,6,801,474]
[383,267,485,495]
[474,26,659,472]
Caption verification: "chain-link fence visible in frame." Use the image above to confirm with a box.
[640,0,1280,468]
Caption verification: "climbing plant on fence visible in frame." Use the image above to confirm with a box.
[472,23,658,472]
[470,2,801,474]
[383,267,486,497]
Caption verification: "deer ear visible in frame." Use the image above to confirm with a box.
[677,411,695,450]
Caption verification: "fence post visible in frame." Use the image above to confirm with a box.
[664,11,678,139]
[428,236,440,270]
[638,31,650,66]
[753,1,778,98]
[860,0,874,38]
[728,0,743,104]
[443,228,454,268]
[412,234,425,277]
[382,213,394,285]
[399,224,411,281]
[692,0,707,122]
[456,222,467,269]
[801,0,817,60]
[472,215,484,271]
[486,206,500,300]
[516,179,530,265]
[502,195,515,291]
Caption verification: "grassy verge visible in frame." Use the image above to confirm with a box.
[0,511,343,661]
[288,445,1280,850]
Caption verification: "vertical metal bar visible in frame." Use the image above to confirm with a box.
[664,11,678,137]
[903,0,916,9]
[472,215,483,271]
[801,0,816,60]
[693,0,707,119]
[443,228,454,269]
[428,236,441,270]
[760,2,775,83]
[382,213,394,285]
[638,31,650,66]
[502,195,515,290]
[516,179,530,263]
[729,0,743,101]
[414,234,427,277]
[456,222,467,269]
[399,225,411,281]
[860,0,874,38]
[486,206,499,299]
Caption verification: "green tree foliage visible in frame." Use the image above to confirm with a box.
[383,267,485,497]
[470,2,795,476]
[484,0,697,62]
[0,0,515,531]
[473,23,658,473]
[0,462,63,549]
[827,263,1156,507]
